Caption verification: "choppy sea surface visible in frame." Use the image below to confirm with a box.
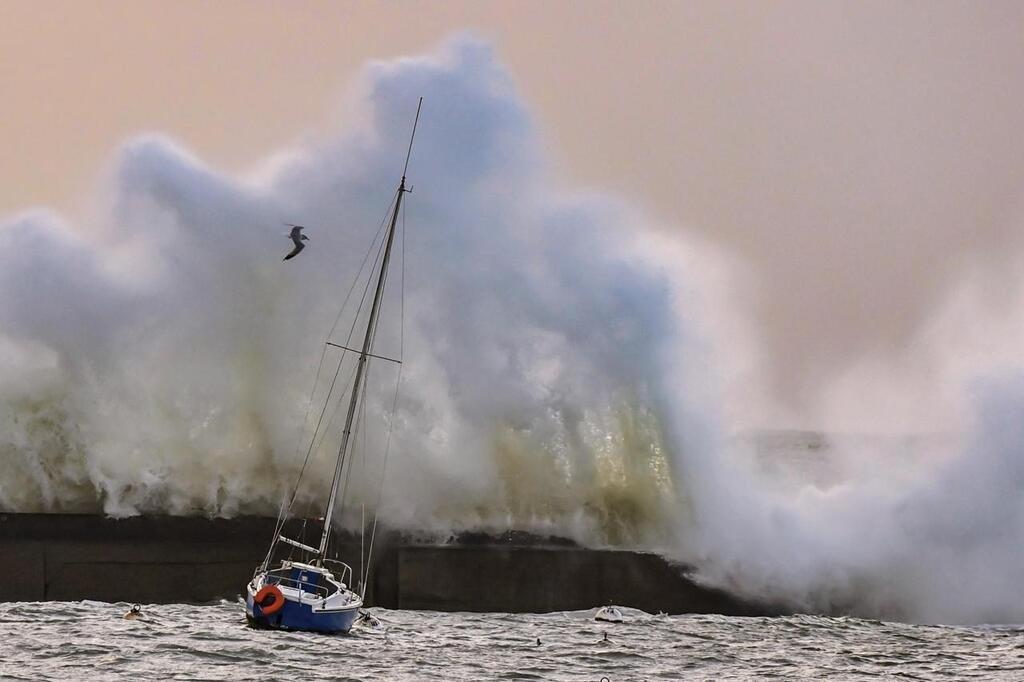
[2,601,1023,681]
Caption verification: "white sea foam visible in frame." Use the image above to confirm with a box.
[0,37,686,549]
[2,35,1023,624]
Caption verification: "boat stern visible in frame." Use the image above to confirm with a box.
[245,564,362,634]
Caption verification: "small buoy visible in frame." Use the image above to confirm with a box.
[595,605,624,623]
[122,604,142,620]
[603,632,609,642]
[536,637,541,646]
[356,610,385,632]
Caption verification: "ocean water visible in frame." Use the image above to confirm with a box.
[1,602,1022,681]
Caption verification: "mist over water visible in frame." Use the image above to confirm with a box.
[2,36,1023,625]
[0,37,682,544]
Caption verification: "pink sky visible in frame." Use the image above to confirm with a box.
[3,1,1023,422]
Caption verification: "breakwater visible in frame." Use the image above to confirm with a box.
[0,513,776,615]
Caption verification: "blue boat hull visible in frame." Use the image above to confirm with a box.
[246,593,360,634]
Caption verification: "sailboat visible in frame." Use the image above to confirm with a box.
[244,98,422,635]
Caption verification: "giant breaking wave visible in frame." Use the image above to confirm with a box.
[3,36,1024,625]
[0,38,687,548]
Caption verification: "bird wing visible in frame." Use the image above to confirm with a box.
[283,241,306,261]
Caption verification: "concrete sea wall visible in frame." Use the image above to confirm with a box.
[0,513,776,615]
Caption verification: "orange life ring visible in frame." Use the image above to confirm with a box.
[254,585,284,615]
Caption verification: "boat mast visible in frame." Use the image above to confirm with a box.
[316,97,422,560]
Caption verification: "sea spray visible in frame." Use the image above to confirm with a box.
[0,37,683,549]
[2,34,1024,625]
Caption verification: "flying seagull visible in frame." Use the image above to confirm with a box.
[283,223,309,261]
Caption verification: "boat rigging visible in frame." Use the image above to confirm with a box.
[244,97,422,635]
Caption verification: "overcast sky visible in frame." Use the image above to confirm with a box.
[3,1,1023,428]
